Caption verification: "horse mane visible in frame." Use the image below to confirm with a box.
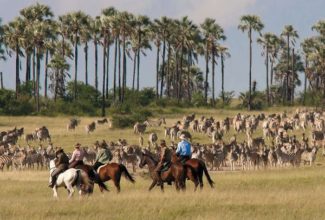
[143,153,158,165]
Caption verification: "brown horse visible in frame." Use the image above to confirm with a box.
[97,163,135,192]
[171,153,214,189]
[139,153,199,192]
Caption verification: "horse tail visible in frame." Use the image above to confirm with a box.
[119,164,135,183]
[90,168,109,191]
[79,170,94,194]
[199,160,215,188]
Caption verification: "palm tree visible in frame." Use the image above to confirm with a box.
[20,3,54,83]
[0,18,6,72]
[150,20,162,99]
[238,15,264,110]
[269,35,283,87]
[217,45,230,103]
[59,11,90,100]
[3,17,25,98]
[257,33,278,105]
[281,25,299,103]
[80,16,91,86]
[90,16,101,92]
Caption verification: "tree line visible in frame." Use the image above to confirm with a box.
[0,3,324,116]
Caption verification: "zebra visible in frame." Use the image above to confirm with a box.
[0,155,12,171]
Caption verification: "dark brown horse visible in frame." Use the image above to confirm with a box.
[97,163,135,192]
[171,153,214,189]
[139,153,199,192]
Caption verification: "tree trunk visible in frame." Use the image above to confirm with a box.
[166,43,171,97]
[32,47,36,97]
[270,59,274,86]
[221,53,225,103]
[132,51,137,90]
[25,53,31,82]
[136,48,140,91]
[84,42,88,85]
[44,49,49,98]
[291,48,295,104]
[204,43,209,103]
[0,72,3,89]
[113,38,118,99]
[94,40,98,91]
[266,46,270,105]
[74,37,78,100]
[285,34,290,103]
[122,34,127,102]
[156,44,160,99]
[212,48,215,106]
[178,43,184,102]
[106,45,110,99]
[36,48,41,112]
[118,39,121,102]
[15,43,20,99]
[102,40,106,117]
[248,28,252,111]
[160,39,166,98]
[175,51,179,98]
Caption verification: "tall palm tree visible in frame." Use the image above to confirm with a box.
[20,3,54,83]
[90,16,101,91]
[257,33,278,105]
[0,18,6,73]
[3,17,25,98]
[59,11,90,100]
[217,45,230,103]
[201,18,226,105]
[238,15,264,110]
[150,20,162,99]
[80,16,91,86]
[281,25,298,103]
[269,35,283,86]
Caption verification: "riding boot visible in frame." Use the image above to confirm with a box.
[49,175,57,188]
[156,171,163,186]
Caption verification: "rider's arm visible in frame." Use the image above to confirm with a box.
[176,142,182,154]
[69,151,76,163]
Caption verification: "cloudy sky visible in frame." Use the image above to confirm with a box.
[0,0,324,96]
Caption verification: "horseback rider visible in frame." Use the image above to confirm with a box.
[49,148,69,188]
[68,143,85,168]
[93,141,113,171]
[176,134,192,163]
[154,140,172,185]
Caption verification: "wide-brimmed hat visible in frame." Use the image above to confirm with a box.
[75,143,81,148]
[55,148,64,155]
[179,134,187,140]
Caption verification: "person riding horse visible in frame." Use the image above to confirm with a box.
[93,141,113,171]
[69,143,85,168]
[155,140,172,185]
[176,134,192,163]
[49,148,69,188]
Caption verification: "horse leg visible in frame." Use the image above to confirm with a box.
[148,180,157,191]
[66,183,74,198]
[113,175,121,193]
[198,170,204,190]
[52,186,58,198]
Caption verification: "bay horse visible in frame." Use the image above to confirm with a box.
[97,163,135,192]
[139,153,199,192]
[49,160,94,198]
[171,152,214,189]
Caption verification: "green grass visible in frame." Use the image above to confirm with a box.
[0,106,324,220]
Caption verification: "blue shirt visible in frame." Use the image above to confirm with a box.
[176,140,191,156]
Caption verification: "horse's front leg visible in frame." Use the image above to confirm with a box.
[148,180,157,191]
[52,186,58,198]
[66,184,74,198]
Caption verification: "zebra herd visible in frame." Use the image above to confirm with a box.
[1,108,325,173]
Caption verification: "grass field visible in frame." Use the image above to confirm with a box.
[0,107,324,220]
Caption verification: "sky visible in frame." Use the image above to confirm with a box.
[0,0,324,97]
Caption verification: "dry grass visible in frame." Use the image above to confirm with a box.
[0,107,324,219]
